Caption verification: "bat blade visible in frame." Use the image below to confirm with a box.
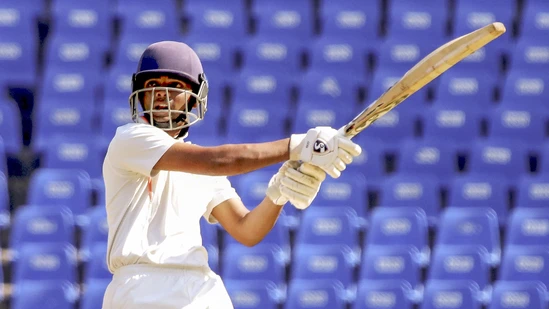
[339,22,506,138]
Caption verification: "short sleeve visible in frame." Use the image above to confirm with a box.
[203,176,240,224]
[107,123,177,177]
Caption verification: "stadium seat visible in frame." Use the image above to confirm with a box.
[420,280,482,309]
[319,0,381,43]
[312,171,368,224]
[1,0,44,17]
[284,279,346,309]
[222,243,288,284]
[252,1,314,46]
[26,168,94,224]
[488,281,548,309]
[515,175,549,208]
[80,279,110,309]
[80,206,108,261]
[0,172,10,228]
[242,36,303,76]
[118,6,179,40]
[509,38,549,74]
[83,243,111,283]
[386,0,448,41]
[9,205,75,252]
[377,174,441,227]
[519,0,549,41]
[12,243,78,284]
[433,70,498,107]
[292,100,356,133]
[38,67,98,103]
[395,140,457,187]
[467,139,530,181]
[43,35,105,74]
[421,103,485,153]
[225,219,290,253]
[428,245,492,290]
[500,70,549,109]
[347,136,387,190]
[232,69,294,108]
[32,99,96,154]
[41,135,105,183]
[487,107,546,152]
[291,244,359,287]
[359,245,423,288]
[499,245,549,289]
[0,32,38,90]
[225,279,282,309]
[225,103,288,143]
[184,0,247,44]
[0,98,23,154]
[0,4,36,38]
[366,207,429,261]
[298,70,363,105]
[112,36,170,70]
[435,207,501,266]
[11,281,77,309]
[447,175,511,226]
[374,37,441,74]
[295,207,361,248]
[506,207,549,247]
[99,100,133,149]
[353,279,414,309]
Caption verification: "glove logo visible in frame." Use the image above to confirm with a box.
[313,139,328,153]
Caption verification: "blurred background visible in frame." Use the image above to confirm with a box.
[0,0,548,308]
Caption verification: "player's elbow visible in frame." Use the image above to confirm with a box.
[239,238,262,247]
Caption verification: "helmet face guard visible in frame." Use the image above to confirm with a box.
[129,73,209,131]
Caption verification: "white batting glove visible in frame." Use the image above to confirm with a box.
[266,161,326,210]
[289,126,362,178]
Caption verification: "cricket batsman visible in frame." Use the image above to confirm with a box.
[101,41,362,308]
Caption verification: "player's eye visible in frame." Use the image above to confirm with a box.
[146,81,158,87]
[170,82,183,88]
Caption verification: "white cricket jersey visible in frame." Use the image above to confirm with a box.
[102,123,239,273]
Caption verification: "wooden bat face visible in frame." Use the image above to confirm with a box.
[339,22,507,139]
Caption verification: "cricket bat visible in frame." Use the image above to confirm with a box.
[339,22,507,138]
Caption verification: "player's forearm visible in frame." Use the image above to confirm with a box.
[154,138,290,176]
[234,197,285,247]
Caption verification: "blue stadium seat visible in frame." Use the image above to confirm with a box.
[253,1,314,46]
[41,135,105,183]
[499,246,549,289]
[295,207,361,248]
[26,168,94,224]
[9,205,75,252]
[292,101,355,133]
[285,279,346,309]
[99,100,133,150]
[436,207,501,266]
[387,0,448,41]
[225,280,281,309]
[80,279,110,309]
[421,104,484,153]
[184,1,247,44]
[43,35,105,74]
[83,243,111,283]
[242,36,303,76]
[225,103,287,143]
[225,220,290,253]
[500,70,549,109]
[103,64,133,101]
[359,245,423,288]
[0,173,10,228]
[428,245,492,290]
[118,7,179,40]
[347,136,387,190]
[1,0,44,17]
[353,279,414,309]
[395,140,457,187]
[420,280,482,309]
[112,37,167,70]
[519,0,549,41]
[467,139,530,181]
[80,206,108,261]
[448,175,510,226]
[506,207,549,247]
[0,98,23,154]
[515,175,549,208]
[509,38,549,73]
[319,0,381,43]
[115,0,176,13]
[375,37,441,73]
[13,243,78,284]
[32,99,96,154]
[0,32,37,90]
[0,4,36,36]
[38,67,98,102]
[292,244,359,287]
[308,36,369,82]
[453,0,513,55]
[200,219,219,272]
[312,171,368,224]
[377,174,441,227]
[222,243,288,284]
[299,71,362,104]
[434,70,498,107]
[487,107,546,152]
[366,207,429,260]
[232,69,294,108]
[488,281,548,309]
[11,281,77,309]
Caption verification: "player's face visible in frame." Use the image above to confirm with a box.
[142,76,193,123]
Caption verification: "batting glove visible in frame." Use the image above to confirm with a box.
[266,161,326,210]
[289,126,362,178]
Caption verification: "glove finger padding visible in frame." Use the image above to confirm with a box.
[280,176,318,197]
[279,186,313,210]
[338,137,362,157]
[338,149,354,165]
[285,167,324,190]
[298,163,326,182]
